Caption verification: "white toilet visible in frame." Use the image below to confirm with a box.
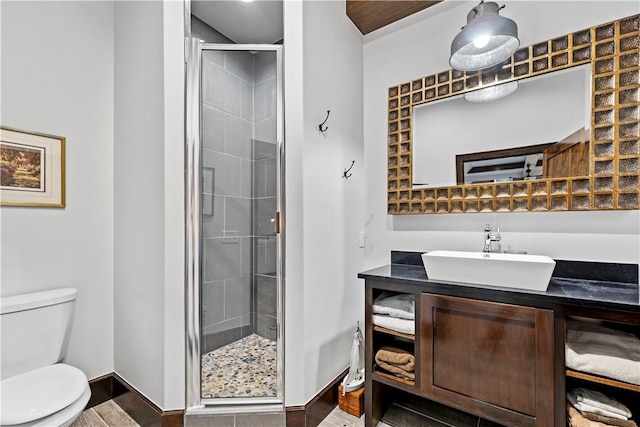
[0,288,91,427]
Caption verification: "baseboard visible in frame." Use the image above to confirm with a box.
[286,406,306,426]
[87,373,184,427]
[89,368,346,427]
[87,373,127,409]
[286,368,348,427]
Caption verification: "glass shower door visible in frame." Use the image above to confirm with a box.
[186,40,283,409]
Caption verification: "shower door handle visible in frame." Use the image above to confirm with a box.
[275,211,281,234]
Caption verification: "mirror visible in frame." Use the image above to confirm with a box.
[413,66,591,187]
[455,142,556,185]
[386,14,640,215]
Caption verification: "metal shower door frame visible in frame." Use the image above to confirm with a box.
[185,38,285,413]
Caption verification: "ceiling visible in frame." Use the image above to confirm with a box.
[191,0,284,44]
[346,0,443,34]
[191,0,447,44]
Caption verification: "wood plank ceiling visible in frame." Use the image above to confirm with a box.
[346,0,443,35]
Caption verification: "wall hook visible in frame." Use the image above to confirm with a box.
[343,160,355,179]
[318,110,330,133]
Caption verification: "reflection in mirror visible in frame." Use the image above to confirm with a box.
[412,65,591,188]
[455,142,555,184]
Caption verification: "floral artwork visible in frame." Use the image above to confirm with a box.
[1,142,44,191]
[0,128,65,207]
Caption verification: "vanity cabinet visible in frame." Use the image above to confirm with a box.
[364,282,557,427]
[361,256,640,427]
[419,294,555,427]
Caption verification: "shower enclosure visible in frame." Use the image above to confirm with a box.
[186,39,283,412]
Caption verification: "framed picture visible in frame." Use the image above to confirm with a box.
[1,127,65,207]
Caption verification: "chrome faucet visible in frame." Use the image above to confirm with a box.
[483,224,501,253]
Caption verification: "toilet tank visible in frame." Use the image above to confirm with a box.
[1,288,77,380]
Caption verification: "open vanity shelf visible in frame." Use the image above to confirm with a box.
[360,254,640,427]
[372,370,415,388]
[371,307,417,389]
[566,369,640,393]
[372,325,414,341]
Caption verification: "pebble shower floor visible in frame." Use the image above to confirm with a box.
[201,334,277,398]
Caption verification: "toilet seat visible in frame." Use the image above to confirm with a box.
[1,363,90,426]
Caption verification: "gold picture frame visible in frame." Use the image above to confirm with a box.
[387,14,639,215]
[1,127,66,207]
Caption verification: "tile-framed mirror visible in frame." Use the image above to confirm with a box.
[387,14,639,215]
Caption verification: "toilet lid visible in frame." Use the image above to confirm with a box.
[0,363,89,425]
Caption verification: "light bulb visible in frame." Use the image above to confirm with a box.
[473,34,490,49]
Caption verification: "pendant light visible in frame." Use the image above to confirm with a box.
[464,81,518,102]
[450,1,519,72]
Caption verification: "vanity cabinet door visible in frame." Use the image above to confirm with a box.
[419,294,555,427]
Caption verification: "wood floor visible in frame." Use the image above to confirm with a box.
[318,406,366,427]
[71,400,386,427]
[71,400,140,427]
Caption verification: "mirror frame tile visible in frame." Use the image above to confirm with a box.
[387,15,640,215]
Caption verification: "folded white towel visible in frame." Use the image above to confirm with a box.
[568,388,632,419]
[373,292,414,320]
[566,320,640,386]
[567,393,628,420]
[373,314,415,335]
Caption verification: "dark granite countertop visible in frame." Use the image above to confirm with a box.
[358,252,640,315]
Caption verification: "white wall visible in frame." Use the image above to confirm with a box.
[363,1,640,269]
[113,0,185,410]
[284,0,365,406]
[283,0,306,406]
[161,0,186,410]
[1,0,185,410]
[0,1,115,381]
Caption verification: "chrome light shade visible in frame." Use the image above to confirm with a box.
[464,81,518,102]
[450,1,519,71]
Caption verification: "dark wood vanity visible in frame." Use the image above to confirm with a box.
[359,252,640,427]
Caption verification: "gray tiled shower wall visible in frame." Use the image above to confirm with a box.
[201,48,278,353]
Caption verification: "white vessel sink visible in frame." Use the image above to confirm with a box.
[421,250,556,291]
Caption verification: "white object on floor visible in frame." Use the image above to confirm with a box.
[342,369,365,393]
[342,323,365,394]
